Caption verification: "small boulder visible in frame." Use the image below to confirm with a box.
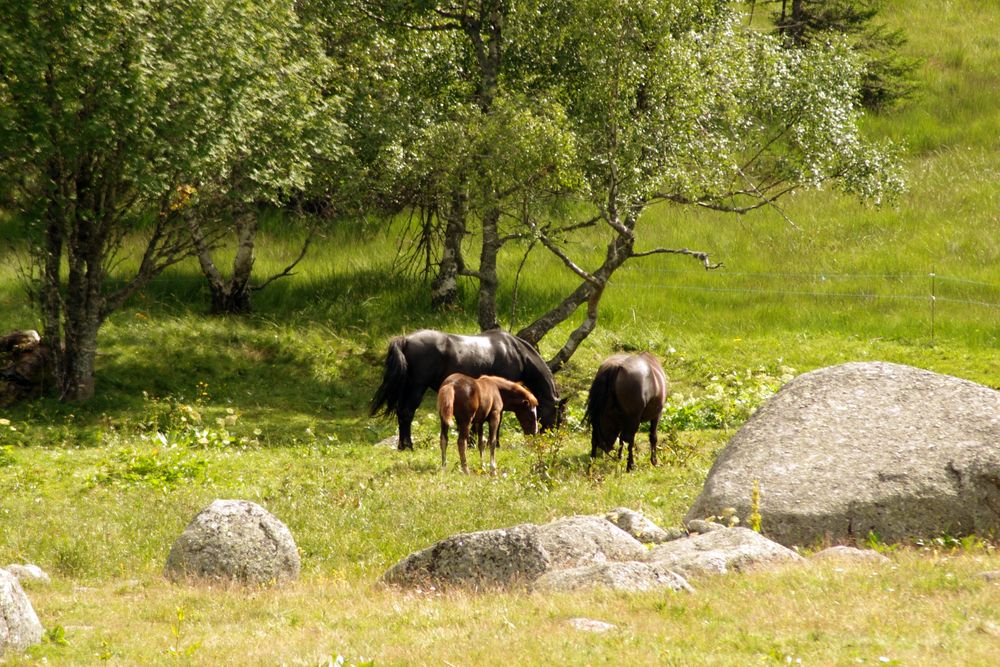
[382,525,549,590]
[648,527,804,578]
[4,564,50,586]
[164,499,300,586]
[810,546,890,565]
[535,515,647,568]
[605,508,684,544]
[536,561,693,593]
[0,568,43,657]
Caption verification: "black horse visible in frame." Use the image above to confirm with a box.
[371,329,562,450]
[585,352,667,472]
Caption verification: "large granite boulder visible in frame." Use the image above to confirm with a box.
[382,524,550,590]
[648,527,804,577]
[686,362,1000,546]
[165,500,300,585]
[0,568,43,657]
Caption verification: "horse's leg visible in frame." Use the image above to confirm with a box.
[439,421,449,472]
[476,422,486,472]
[488,413,501,476]
[396,387,425,451]
[622,427,638,472]
[457,423,471,474]
[649,413,662,467]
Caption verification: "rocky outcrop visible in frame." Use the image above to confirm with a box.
[165,499,300,586]
[384,511,799,592]
[686,362,1000,546]
[0,568,43,657]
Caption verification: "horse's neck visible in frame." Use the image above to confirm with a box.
[516,346,556,400]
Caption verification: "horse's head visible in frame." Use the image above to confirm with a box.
[513,402,538,435]
[498,381,540,435]
[537,396,569,432]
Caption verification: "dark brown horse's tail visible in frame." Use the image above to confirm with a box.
[370,338,408,417]
[584,364,621,435]
[437,383,455,427]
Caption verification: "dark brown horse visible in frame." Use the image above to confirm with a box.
[371,329,563,450]
[585,352,667,472]
[437,373,538,474]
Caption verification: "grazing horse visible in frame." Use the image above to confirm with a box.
[585,352,667,472]
[437,373,538,474]
[371,329,562,450]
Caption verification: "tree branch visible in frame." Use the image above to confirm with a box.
[630,247,723,270]
[252,226,317,292]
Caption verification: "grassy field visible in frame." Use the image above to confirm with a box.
[2,0,1000,664]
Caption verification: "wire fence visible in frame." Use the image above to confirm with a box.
[612,266,1000,340]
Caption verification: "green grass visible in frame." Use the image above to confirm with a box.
[2,0,1000,663]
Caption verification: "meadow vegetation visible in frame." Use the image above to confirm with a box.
[1,0,1000,664]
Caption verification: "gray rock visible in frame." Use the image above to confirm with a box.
[164,499,300,586]
[4,564,50,586]
[977,570,1000,582]
[810,546,890,564]
[536,561,694,593]
[568,618,617,633]
[382,515,648,591]
[686,519,725,534]
[605,508,684,544]
[536,515,648,568]
[0,568,43,657]
[686,362,1000,546]
[382,525,549,590]
[648,527,804,578]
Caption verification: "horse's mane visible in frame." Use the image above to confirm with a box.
[485,375,539,407]
[511,334,558,400]
[584,363,621,433]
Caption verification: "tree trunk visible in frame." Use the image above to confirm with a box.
[431,191,467,309]
[59,205,108,401]
[517,220,636,370]
[189,215,258,315]
[477,206,501,330]
[59,313,99,401]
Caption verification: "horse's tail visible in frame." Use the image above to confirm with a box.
[370,338,408,417]
[584,364,621,434]
[437,383,456,428]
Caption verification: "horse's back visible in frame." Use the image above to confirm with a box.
[604,353,667,419]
